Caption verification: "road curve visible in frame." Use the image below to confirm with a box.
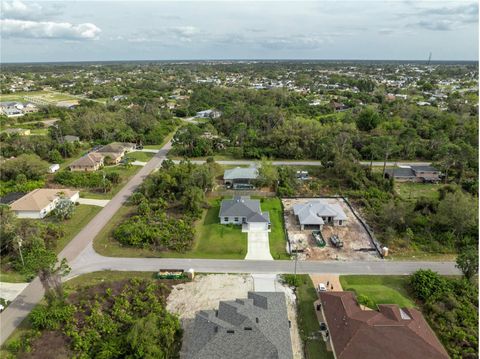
[0,142,171,345]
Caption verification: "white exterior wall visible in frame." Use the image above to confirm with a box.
[220,216,245,225]
[70,192,80,203]
[14,210,43,219]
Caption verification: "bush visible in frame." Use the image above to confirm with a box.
[357,294,376,309]
[30,302,75,330]
[409,269,449,302]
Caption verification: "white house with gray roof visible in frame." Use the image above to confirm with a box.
[185,292,293,359]
[219,196,270,231]
[223,166,259,189]
[293,200,347,230]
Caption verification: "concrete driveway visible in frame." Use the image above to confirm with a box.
[245,231,273,260]
[0,282,29,302]
[77,198,110,207]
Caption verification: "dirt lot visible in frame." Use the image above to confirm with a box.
[282,198,380,261]
[166,274,304,359]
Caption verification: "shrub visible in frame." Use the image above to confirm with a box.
[409,269,450,302]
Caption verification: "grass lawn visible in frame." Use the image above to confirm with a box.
[52,204,102,253]
[394,182,442,201]
[79,165,141,200]
[94,199,248,259]
[64,271,157,291]
[143,127,179,150]
[0,270,27,283]
[125,151,155,162]
[258,197,289,259]
[339,275,415,309]
[291,275,334,359]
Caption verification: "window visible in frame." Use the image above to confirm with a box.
[224,217,229,222]
[339,220,343,225]
[234,217,239,222]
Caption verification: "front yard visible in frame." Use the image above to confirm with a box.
[339,275,415,308]
[125,151,155,162]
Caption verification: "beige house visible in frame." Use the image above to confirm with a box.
[69,152,104,172]
[96,142,135,164]
[10,188,79,219]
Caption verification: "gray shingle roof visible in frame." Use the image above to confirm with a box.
[224,167,259,180]
[411,165,439,173]
[219,196,270,223]
[186,292,293,359]
[384,168,415,178]
[293,200,347,225]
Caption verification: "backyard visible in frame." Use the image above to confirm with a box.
[394,182,443,201]
[339,275,416,309]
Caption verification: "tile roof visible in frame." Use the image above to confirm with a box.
[320,291,449,359]
[10,188,78,211]
[186,292,293,359]
[69,152,104,168]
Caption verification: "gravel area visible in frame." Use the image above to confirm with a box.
[282,198,380,261]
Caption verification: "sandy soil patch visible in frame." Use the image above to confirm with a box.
[166,274,303,359]
[282,198,380,261]
[309,274,343,292]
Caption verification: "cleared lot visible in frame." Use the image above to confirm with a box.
[282,197,379,261]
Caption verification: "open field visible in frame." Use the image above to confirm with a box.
[79,164,142,199]
[0,90,79,105]
[125,151,155,162]
[339,275,415,309]
[394,182,443,201]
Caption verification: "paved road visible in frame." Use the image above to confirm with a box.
[0,142,172,345]
[176,160,432,167]
[68,244,460,278]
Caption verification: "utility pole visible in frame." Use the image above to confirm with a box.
[294,249,298,282]
[16,236,24,267]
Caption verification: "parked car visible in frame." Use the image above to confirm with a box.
[330,235,344,248]
[319,322,327,331]
[318,283,327,292]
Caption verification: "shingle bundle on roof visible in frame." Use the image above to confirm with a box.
[186,292,293,359]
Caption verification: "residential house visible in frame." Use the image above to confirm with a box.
[293,200,347,230]
[195,109,222,119]
[96,142,135,164]
[219,196,270,231]
[384,165,441,183]
[330,100,349,112]
[185,292,293,359]
[10,188,79,219]
[69,152,104,172]
[223,167,259,189]
[319,291,449,359]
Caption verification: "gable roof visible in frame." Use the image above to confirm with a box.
[69,152,104,168]
[320,291,449,359]
[10,188,78,211]
[224,167,259,180]
[219,196,269,223]
[186,292,293,359]
[385,167,416,178]
[411,165,439,173]
[293,200,347,225]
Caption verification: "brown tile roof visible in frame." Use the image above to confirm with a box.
[69,152,104,168]
[320,291,449,359]
[10,188,78,211]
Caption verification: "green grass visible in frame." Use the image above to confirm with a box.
[0,270,27,283]
[79,165,141,199]
[94,199,248,259]
[125,151,155,162]
[339,275,415,309]
[0,90,79,104]
[65,271,157,290]
[258,197,289,259]
[53,205,102,253]
[290,274,334,359]
[395,182,442,201]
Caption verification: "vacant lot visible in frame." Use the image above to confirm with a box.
[258,197,289,259]
[395,182,442,201]
[339,275,415,309]
[282,197,379,261]
[125,151,155,162]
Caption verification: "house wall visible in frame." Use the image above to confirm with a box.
[14,210,43,219]
[70,164,100,172]
[220,216,245,225]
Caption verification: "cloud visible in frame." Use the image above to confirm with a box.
[127,26,200,43]
[1,0,60,20]
[1,19,101,40]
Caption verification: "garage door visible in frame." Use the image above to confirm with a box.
[249,222,267,231]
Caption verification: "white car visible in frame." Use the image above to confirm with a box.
[318,283,327,292]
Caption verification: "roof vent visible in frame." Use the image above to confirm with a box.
[226,330,235,334]
[244,327,252,331]
[255,317,259,323]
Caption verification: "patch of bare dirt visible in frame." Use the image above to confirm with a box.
[19,331,72,359]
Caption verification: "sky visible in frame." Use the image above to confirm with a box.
[1,0,478,62]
